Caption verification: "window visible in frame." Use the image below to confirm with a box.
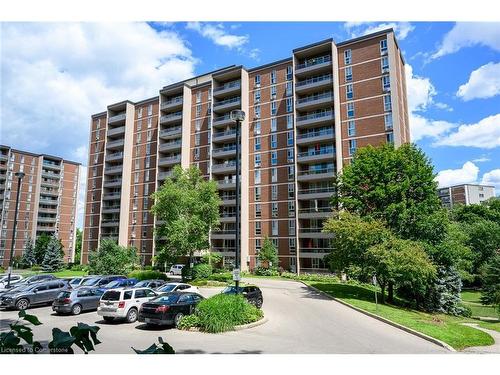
[254,154,261,167]
[289,238,296,252]
[288,166,295,180]
[254,121,261,135]
[347,102,355,118]
[196,91,202,103]
[349,139,357,156]
[345,66,352,82]
[384,113,393,130]
[271,118,277,132]
[144,183,149,196]
[271,185,278,200]
[135,159,140,170]
[144,170,150,182]
[147,130,152,141]
[271,101,277,116]
[254,74,261,87]
[137,119,142,131]
[286,98,293,113]
[134,172,140,183]
[381,56,389,72]
[146,143,151,155]
[271,134,277,148]
[194,148,200,160]
[286,65,293,80]
[255,170,261,184]
[271,70,277,84]
[271,151,278,165]
[254,90,261,103]
[348,120,356,136]
[382,75,390,91]
[287,114,293,129]
[380,39,388,54]
[287,131,294,146]
[255,238,261,251]
[271,220,278,235]
[196,104,202,117]
[346,84,353,100]
[384,95,392,112]
[195,119,202,132]
[195,133,201,146]
[286,81,293,96]
[272,203,278,217]
[255,137,261,151]
[287,148,294,163]
[271,167,278,183]
[386,132,394,144]
[147,117,152,128]
[254,186,261,201]
[270,85,277,100]
[255,221,261,235]
[344,49,352,65]
[255,204,262,218]
[136,132,142,144]
[148,104,153,116]
[254,105,261,119]
[288,219,295,235]
[137,107,143,118]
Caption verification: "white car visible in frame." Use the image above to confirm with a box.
[97,288,158,323]
[0,274,24,290]
[155,282,199,294]
[169,264,184,275]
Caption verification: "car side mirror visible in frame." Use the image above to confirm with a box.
[33,290,38,294]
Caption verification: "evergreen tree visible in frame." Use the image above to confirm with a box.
[34,233,51,265]
[20,238,36,268]
[42,235,64,272]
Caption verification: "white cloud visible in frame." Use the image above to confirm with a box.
[186,22,248,49]
[410,114,456,142]
[344,22,415,40]
[472,156,491,163]
[435,162,479,188]
[431,22,500,60]
[1,23,197,162]
[434,114,500,149]
[481,169,500,191]
[457,62,500,101]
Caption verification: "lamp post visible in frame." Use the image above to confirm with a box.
[230,109,245,292]
[6,171,25,289]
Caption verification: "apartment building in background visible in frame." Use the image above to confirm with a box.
[82,28,409,273]
[438,184,496,208]
[0,145,80,267]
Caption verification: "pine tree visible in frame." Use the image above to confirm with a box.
[20,238,36,268]
[42,235,64,272]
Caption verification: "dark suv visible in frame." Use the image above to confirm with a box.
[0,279,70,310]
[221,285,263,308]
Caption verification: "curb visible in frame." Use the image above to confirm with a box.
[302,282,456,352]
[185,316,268,333]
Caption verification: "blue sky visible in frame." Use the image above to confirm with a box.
[1,22,499,226]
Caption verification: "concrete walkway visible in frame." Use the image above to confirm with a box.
[462,323,500,354]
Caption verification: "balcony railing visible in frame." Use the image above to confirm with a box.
[214,97,240,107]
[297,92,333,105]
[161,96,183,109]
[298,187,335,195]
[299,248,331,254]
[214,80,241,92]
[296,55,331,70]
[213,114,232,123]
[299,228,325,233]
[297,147,335,158]
[159,127,182,137]
[213,145,236,154]
[160,112,182,123]
[212,161,237,170]
[298,167,335,176]
[298,207,332,213]
[108,113,126,123]
[296,74,332,87]
[297,110,333,123]
[213,129,237,138]
[297,128,334,140]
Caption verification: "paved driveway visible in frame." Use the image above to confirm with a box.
[0,278,448,354]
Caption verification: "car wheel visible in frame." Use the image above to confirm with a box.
[174,312,184,328]
[255,298,263,309]
[126,308,138,323]
[103,316,114,322]
[16,298,29,311]
[71,304,82,315]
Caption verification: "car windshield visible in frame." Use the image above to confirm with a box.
[104,280,122,288]
[70,278,81,284]
[151,294,179,304]
[81,278,100,286]
[222,286,244,294]
[157,284,177,292]
[57,291,72,299]
[134,281,149,287]
[101,290,121,301]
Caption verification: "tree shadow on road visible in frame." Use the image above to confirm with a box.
[176,349,263,354]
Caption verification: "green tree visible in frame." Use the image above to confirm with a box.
[152,165,221,262]
[365,239,397,304]
[20,238,36,268]
[481,253,500,314]
[41,235,64,272]
[73,228,82,264]
[88,240,138,275]
[34,233,51,265]
[323,211,391,275]
[464,220,500,276]
[201,252,222,268]
[333,143,447,244]
[258,237,279,269]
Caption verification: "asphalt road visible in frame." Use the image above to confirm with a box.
[0,278,448,354]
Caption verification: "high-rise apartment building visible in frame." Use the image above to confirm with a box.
[0,145,80,267]
[82,28,409,272]
[438,184,496,208]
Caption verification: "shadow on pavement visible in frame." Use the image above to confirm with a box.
[135,323,174,331]
[176,349,263,354]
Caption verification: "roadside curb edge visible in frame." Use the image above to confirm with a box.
[185,316,268,333]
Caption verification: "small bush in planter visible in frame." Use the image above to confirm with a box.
[192,263,212,279]
[207,272,232,282]
[177,314,200,330]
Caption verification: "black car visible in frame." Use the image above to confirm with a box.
[0,280,70,310]
[222,285,263,308]
[77,275,126,288]
[138,292,204,327]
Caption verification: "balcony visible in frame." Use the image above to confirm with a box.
[38,206,58,214]
[159,140,182,152]
[107,126,126,137]
[41,170,61,179]
[40,179,59,187]
[103,178,122,188]
[219,213,236,223]
[102,206,121,213]
[105,165,123,175]
[295,55,332,77]
[296,92,334,111]
[37,216,57,223]
[298,207,332,219]
[219,196,236,206]
[213,97,240,113]
[37,225,57,232]
[40,188,59,197]
[297,167,335,182]
[296,128,334,145]
[297,186,335,200]
[213,129,237,143]
[105,152,123,162]
[108,113,126,124]
[160,112,182,125]
[161,96,183,111]
[212,114,233,127]
[298,228,334,239]
[101,220,120,227]
[0,154,8,161]
[102,192,121,200]
[213,80,241,98]
[211,230,236,240]
[158,154,181,167]
[212,145,237,158]
[299,248,332,257]
[217,180,236,190]
[42,161,61,170]
[297,147,335,163]
[106,139,125,150]
[212,161,237,174]
[159,127,182,140]
[296,110,334,128]
[295,74,333,94]
[101,235,119,241]
[157,171,173,181]
[39,197,58,205]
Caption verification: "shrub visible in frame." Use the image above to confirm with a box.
[143,265,153,271]
[254,267,279,276]
[31,265,42,272]
[194,294,263,333]
[190,279,228,287]
[181,265,193,281]
[192,263,212,279]
[177,314,200,330]
[88,240,138,275]
[281,272,341,283]
[128,270,169,281]
[207,272,232,282]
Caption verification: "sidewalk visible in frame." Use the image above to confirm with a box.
[462,323,500,354]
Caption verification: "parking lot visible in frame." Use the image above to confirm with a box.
[0,278,448,354]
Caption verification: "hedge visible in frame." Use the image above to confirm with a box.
[127,270,169,281]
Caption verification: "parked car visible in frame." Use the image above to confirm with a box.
[66,277,93,288]
[17,274,56,286]
[0,274,24,290]
[0,279,70,310]
[97,288,158,323]
[138,292,204,327]
[52,287,104,315]
[97,278,138,292]
[169,264,184,275]
[221,285,263,308]
[133,279,165,289]
[155,282,199,294]
[77,275,126,288]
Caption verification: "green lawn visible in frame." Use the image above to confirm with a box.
[307,281,495,351]
[461,290,500,319]
[13,269,88,278]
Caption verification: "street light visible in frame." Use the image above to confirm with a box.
[6,171,25,289]
[230,109,245,292]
